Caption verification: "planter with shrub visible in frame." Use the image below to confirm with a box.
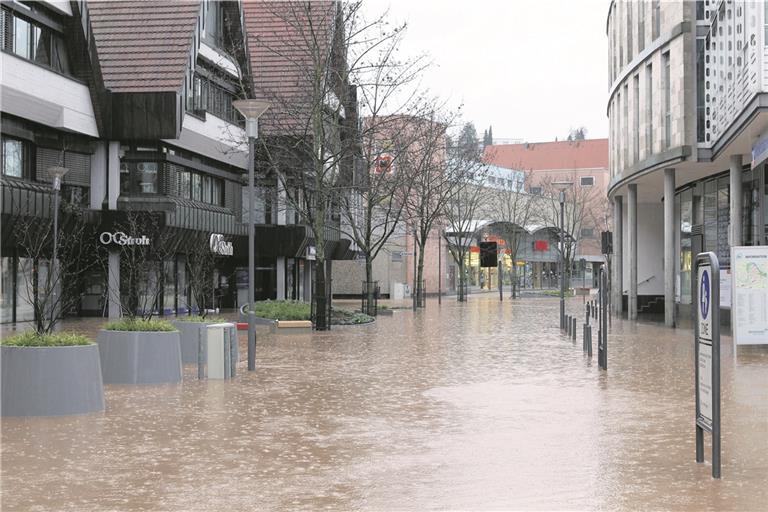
[1,332,104,417]
[96,318,182,385]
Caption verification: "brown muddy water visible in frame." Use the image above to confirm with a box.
[2,296,767,511]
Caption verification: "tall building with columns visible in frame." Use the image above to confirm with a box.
[607,0,768,329]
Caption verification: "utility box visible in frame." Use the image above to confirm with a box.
[206,323,237,380]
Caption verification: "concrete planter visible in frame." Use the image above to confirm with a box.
[1,344,105,417]
[96,330,182,385]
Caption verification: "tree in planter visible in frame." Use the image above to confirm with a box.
[12,198,100,334]
[103,211,174,321]
[184,235,222,320]
[489,170,536,299]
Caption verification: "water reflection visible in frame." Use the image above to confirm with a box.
[2,297,767,510]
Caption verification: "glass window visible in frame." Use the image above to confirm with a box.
[13,15,30,59]
[16,258,34,322]
[136,162,158,193]
[581,228,594,238]
[704,179,717,254]
[2,137,24,178]
[717,176,730,265]
[119,162,131,194]
[202,175,212,203]
[580,176,594,187]
[179,170,191,199]
[192,173,202,201]
[679,189,692,304]
[33,25,50,66]
[50,34,69,74]
[212,178,222,205]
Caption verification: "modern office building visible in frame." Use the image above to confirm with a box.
[1,0,356,325]
[607,0,768,327]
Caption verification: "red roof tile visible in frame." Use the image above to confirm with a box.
[88,0,201,93]
[484,139,609,171]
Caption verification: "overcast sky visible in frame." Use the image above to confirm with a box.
[369,0,611,143]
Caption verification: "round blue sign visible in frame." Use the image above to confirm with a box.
[700,269,710,319]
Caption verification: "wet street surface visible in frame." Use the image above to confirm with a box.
[2,296,767,511]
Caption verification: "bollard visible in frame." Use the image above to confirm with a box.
[572,317,577,341]
[585,303,590,326]
[587,325,593,357]
[565,315,570,335]
[583,324,587,352]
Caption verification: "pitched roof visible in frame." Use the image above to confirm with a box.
[484,139,609,171]
[88,0,200,93]
[242,0,335,135]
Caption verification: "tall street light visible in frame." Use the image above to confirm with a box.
[48,165,68,326]
[233,99,270,372]
[552,181,573,330]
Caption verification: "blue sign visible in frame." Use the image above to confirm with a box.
[700,269,710,319]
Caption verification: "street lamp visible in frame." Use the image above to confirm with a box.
[552,181,573,330]
[233,99,270,372]
[48,165,68,326]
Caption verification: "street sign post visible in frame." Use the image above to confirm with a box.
[694,252,721,479]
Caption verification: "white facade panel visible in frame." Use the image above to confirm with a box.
[0,53,98,137]
[166,113,248,170]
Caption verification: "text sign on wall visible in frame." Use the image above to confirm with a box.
[731,246,768,346]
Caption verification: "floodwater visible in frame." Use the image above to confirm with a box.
[2,296,767,511]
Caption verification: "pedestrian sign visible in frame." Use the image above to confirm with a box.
[694,252,721,479]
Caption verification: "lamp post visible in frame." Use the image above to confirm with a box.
[233,99,270,372]
[552,181,573,330]
[48,166,68,326]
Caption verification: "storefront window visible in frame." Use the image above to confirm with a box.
[177,256,189,314]
[202,175,212,203]
[163,260,175,314]
[1,257,14,322]
[703,179,717,254]
[16,258,35,322]
[179,170,191,199]
[717,176,730,266]
[680,189,692,304]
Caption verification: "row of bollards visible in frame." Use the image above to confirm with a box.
[561,268,609,370]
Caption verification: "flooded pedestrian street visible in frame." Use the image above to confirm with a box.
[2,296,767,511]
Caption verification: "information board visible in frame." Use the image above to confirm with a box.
[731,246,768,346]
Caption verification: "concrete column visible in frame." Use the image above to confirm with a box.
[108,250,121,318]
[729,154,743,248]
[107,141,120,210]
[613,195,623,316]
[276,257,286,300]
[664,168,676,327]
[628,184,638,320]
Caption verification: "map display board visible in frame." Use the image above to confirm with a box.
[731,246,768,346]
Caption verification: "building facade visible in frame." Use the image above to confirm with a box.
[607,0,768,328]
[1,0,356,325]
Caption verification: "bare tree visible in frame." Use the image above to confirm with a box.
[442,164,490,302]
[247,1,427,328]
[103,211,174,321]
[538,174,600,287]
[185,235,222,320]
[12,198,100,334]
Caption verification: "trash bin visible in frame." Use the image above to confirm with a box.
[206,323,237,379]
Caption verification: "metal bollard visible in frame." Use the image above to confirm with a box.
[587,325,593,357]
[572,317,577,341]
[585,303,590,326]
[565,314,570,335]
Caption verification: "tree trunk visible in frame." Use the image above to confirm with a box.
[365,257,375,316]
[416,240,426,308]
[458,259,466,302]
[315,257,329,330]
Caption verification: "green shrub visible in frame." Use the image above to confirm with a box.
[103,318,177,332]
[332,309,374,325]
[1,331,92,347]
[175,315,228,324]
[251,300,311,321]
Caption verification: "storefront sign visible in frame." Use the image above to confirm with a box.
[731,246,768,346]
[306,246,316,261]
[99,231,150,246]
[209,233,233,256]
